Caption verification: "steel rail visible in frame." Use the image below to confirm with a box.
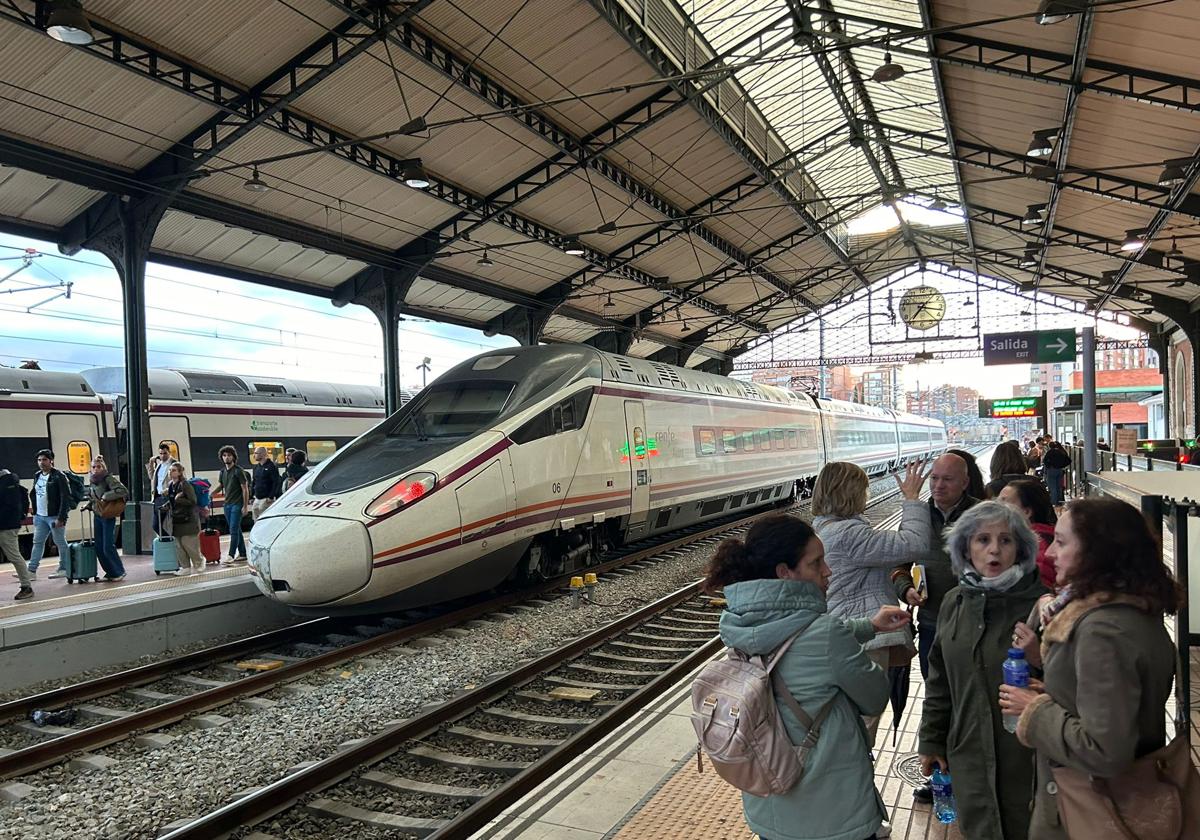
[157,582,715,839]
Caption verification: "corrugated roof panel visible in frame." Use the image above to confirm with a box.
[541,314,600,343]
[704,190,808,253]
[91,0,350,87]
[151,210,365,289]
[1051,192,1158,243]
[630,232,729,280]
[1086,2,1200,83]
[0,21,218,170]
[513,172,669,254]
[932,0,1078,54]
[189,127,460,250]
[0,167,102,226]
[405,277,512,323]
[289,46,564,197]
[940,67,1069,157]
[1064,95,1199,177]
[626,339,666,358]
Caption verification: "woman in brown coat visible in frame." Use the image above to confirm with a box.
[1000,497,1180,840]
[165,463,203,574]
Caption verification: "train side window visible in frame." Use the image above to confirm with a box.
[511,390,592,445]
[772,429,785,449]
[722,429,737,453]
[511,410,553,445]
[249,441,284,464]
[159,440,180,461]
[66,440,91,473]
[756,429,770,448]
[697,428,716,456]
[787,429,798,449]
[306,440,337,463]
[742,430,754,451]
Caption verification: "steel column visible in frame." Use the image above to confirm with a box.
[380,278,402,416]
[117,200,154,556]
[1082,327,1097,472]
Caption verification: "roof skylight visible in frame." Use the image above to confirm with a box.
[846,199,964,236]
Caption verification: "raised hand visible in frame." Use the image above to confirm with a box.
[894,460,929,501]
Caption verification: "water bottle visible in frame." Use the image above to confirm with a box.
[930,767,957,824]
[1002,647,1030,734]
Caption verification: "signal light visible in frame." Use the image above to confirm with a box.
[365,471,437,518]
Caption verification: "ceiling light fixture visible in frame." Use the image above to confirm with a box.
[1035,0,1087,25]
[242,167,270,192]
[402,159,430,189]
[680,321,690,333]
[1019,247,1040,268]
[1022,203,1047,225]
[1020,310,1032,316]
[476,250,493,267]
[1157,158,1191,188]
[1026,129,1058,158]
[1139,307,1155,314]
[562,238,586,256]
[1164,238,1185,270]
[872,51,906,83]
[603,294,616,309]
[1120,228,1147,252]
[44,0,94,45]
[929,194,947,212]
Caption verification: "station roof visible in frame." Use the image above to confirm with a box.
[0,0,1197,365]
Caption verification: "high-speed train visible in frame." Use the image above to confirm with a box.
[248,345,945,614]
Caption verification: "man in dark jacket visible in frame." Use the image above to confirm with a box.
[27,449,72,578]
[0,467,33,599]
[249,447,282,522]
[891,450,978,804]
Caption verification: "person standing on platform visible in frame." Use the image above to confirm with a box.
[998,479,1058,590]
[249,447,281,522]
[146,442,176,535]
[283,449,308,492]
[918,502,1047,840]
[165,462,202,574]
[87,455,128,581]
[705,514,910,840]
[946,448,986,501]
[1000,498,1179,840]
[217,446,250,565]
[891,451,978,805]
[1041,441,1071,506]
[813,460,929,748]
[1,466,33,600]
[27,449,71,579]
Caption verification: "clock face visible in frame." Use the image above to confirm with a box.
[899,286,946,331]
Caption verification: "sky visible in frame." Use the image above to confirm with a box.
[0,232,515,391]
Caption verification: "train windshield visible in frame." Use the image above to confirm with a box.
[385,381,514,439]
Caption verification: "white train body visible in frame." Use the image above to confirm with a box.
[249,346,946,613]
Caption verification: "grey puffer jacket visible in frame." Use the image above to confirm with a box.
[814,499,930,650]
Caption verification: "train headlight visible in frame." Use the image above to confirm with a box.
[364,472,437,519]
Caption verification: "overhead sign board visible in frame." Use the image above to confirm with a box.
[983,329,1076,366]
[979,396,1047,419]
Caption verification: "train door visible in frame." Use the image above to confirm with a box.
[150,415,193,472]
[47,412,100,476]
[624,401,650,525]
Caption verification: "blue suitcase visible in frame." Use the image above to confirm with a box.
[153,535,179,574]
[66,539,100,583]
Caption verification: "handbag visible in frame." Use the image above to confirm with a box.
[95,497,126,519]
[1051,658,1200,840]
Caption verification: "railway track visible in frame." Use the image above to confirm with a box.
[160,581,724,840]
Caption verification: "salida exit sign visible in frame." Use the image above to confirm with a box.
[982,329,1075,366]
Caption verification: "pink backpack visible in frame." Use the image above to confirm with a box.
[691,624,836,797]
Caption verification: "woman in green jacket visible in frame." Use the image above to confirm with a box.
[918,501,1049,840]
[706,513,911,840]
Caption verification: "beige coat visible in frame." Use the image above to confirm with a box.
[1017,594,1176,839]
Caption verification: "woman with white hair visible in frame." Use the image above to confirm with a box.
[917,501,1049,840]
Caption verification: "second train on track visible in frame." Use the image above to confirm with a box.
[249,344,946,613]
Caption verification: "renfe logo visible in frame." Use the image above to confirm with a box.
[287,499,342,510]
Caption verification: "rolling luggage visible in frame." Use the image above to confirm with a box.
[153,515,180,575]
[200,528,221,564]
[66,516,100,584]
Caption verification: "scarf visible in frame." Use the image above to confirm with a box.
[1039,584,1075,627]
[90,468,108,484]
[960,563,1027,592]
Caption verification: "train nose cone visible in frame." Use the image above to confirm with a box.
[247,516,372,605]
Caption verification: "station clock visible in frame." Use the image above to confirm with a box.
[898,285,946,331]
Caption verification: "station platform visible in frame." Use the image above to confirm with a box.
[0,532,295,690]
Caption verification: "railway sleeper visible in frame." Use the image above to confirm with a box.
[76,704,132,722]
[303,798,449,838]
[642,622,713,634]
[407,744,529,776]
[542,675,642,693]
[514,690,618,708]
[626,631,702,643]
[479,707,592,729]
[608,640,694,654]
[446,725,562,750]
[359,770,490,801]
[589,651,680,666]
[566,663,658,677]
